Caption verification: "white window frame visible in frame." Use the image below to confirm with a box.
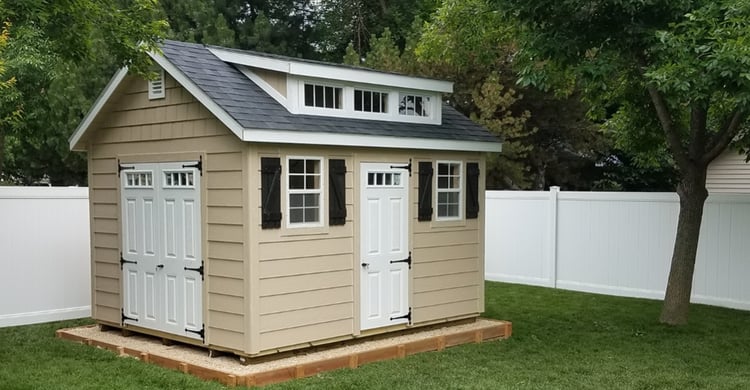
[148,69,166,100]
[436,161,462,221]
[289,77,442,125]
[286,156,324,228]
[354,88,389,114]
[302,82,344,111]
[124,170,154,188]
[398,93,432,118]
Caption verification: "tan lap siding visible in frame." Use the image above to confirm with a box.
[252,150,355,352]
[707,150,750,194]
[87,74,247,350]
[410,155,484,324]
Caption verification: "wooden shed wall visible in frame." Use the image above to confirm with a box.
[247,147,484,354]
[87,75,249,351]
[707,150,750,194]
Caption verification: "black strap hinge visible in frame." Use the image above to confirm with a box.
[182,156,203,175]
[184,263,204,280]
[122,309,138,324]
[390,252,412,269]
[185,324,205,341]
[118,160,135,176]
[391,307,412,323]
[390,159,412,176]
[120,253,137,269]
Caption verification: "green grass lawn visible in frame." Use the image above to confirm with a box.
[2,282,749,389]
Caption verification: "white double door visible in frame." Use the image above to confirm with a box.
[360,163,410,330]
[120,161,203,340]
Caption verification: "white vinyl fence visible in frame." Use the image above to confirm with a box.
[486,188,750,311]
[0,187,91,327]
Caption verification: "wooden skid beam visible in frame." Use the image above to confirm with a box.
[56,319,512,387]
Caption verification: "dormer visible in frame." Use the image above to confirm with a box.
[208,47,452,125]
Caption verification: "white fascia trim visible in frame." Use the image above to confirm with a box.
[242,129,503,153]
[238,66,290,110]
[149,52,245,140]
[209,47,453,93]
[69,67,130,151]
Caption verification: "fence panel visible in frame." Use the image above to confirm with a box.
[0,187,91,327]
[486,188,750,311]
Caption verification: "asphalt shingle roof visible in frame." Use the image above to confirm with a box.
[161,40,499,144]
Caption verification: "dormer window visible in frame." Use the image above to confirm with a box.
[304,83,342,109]
[399,94,430,117]
[354,89,388,114]
[148,69,165,100]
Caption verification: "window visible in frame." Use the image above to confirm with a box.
[399,94,430,117]
[125,171,153,188]
[367,171,402,187]
[354,89,388,113]
[304,83,342,109]
[436,161,461,219]
[163,171,194,188]
[288,157,322,225]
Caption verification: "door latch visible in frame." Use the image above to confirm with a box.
[361,262,369,268]
[156,264,164,270]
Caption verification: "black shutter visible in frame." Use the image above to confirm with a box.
[329,159,347,226]
[466,162,480,219]
[418,161,433,221]
[261,157,282,229]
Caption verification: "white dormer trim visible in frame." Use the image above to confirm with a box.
[208,47,453,93]
[148,69,166,100]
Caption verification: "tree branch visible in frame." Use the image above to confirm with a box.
[647,86,689,170]
[702,109,745,164]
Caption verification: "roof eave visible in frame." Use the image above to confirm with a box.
[69,67,130,151]
[241,128,502,153]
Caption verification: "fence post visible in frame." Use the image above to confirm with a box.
[548,186,560,288]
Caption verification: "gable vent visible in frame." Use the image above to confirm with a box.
[148,69,165,100]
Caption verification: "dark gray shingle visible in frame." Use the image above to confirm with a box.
[161,40,499,145]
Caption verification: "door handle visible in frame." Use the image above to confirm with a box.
[156,264,164,270]
[361,262,369,268]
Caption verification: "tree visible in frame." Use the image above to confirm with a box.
[1,0,167,184]
[496,0,750,324]
[417,0,610,190]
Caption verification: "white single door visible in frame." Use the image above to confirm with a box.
[360,163,410,330]
[121,161,203,341]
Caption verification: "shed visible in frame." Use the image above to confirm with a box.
[707,149,750,194]
[69,40,502,358]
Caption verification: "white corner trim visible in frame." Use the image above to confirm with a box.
[242,128,503,153]
[149,52,245,140]
[69,67,130,151]
[238,66,290,110]
[209,47,453,93]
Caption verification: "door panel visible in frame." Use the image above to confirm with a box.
[121,162,203,341]
[360,163,410,331]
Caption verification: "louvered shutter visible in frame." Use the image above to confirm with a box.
[466,163,480,219]
[418,161,433,221]
[328,159,347,226]
[261,157,282,229]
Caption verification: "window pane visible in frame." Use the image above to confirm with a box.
[381,94,388,113]
[304,207,319,222]
[314,85,324,107]
[289,175,304,189]
[438,163,449,176]
[437,204,448,217]
[368,172,374,185]
[289,159,304,174]
[364,90,372,112]
[305,159,320,174]
[438,192,448,204]
[290,193,304,207]
[290,208,304,223]
[355,90,362,111]
[447,204,459,217]
[393,173,400,185]
[447,192,460,204]
[324,86,334,108]
[304,84,314,106]
[373,92,380,112]
[305,193,319,207]
[305,175,319,189]
[438,176,448,189]
[334,87,342,109]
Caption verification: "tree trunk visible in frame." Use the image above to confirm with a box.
[659,166,709,325]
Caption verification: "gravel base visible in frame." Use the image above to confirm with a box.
[65,319,503,376]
